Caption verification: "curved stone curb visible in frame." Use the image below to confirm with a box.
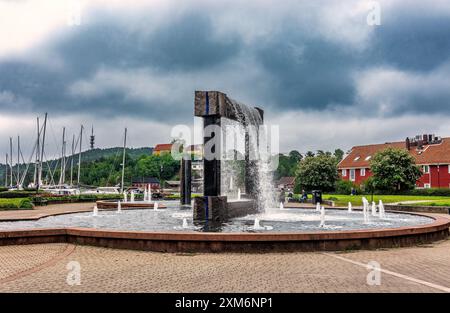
[0,213,448,253]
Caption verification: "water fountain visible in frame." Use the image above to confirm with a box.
[193,91,270,222]
[319,206,325,228]
[93,205,98,217]
[362,198,370,223]
[371,201,377,216]
[1,91,447,253]
[130,191,135,203]
[379,200,385,219]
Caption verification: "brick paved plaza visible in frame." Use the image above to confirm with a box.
[0,239,449,292]
[0,204,449,293]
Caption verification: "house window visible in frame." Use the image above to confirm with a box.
[365,156,372,161]
[424,183,431,189]
[354,156,360,161]
[342,169,347,177]
[349,169,356,181]
[423,165,430,174]
[360,168,366,177]
[448,165,450,174]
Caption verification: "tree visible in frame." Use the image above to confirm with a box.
[334,149,344,162]
[295,154,339,192]
[288,150,303,163]
[305,151,315,158]
[274,151,303,180]
[135,154,180,181]
[370,148,422,192]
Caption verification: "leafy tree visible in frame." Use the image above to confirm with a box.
[305,151,315,158]
[334,149,344,162]
[288,150,303,163]
[370,148,422,192]
[274,151,303,180]
[295,154,339,192]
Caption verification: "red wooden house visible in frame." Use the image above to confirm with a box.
[338,134,450,189]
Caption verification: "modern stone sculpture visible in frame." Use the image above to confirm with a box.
[193,91,264,222]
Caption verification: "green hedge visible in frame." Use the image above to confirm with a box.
[0,191,39,198]
[0,198,33,210]
[372,188,450,197]
[32,193,124,204]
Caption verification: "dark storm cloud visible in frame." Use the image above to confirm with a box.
[369,11,450,71]
[254,30,361,111]
[1,1,450,123]
[0,11,243,121]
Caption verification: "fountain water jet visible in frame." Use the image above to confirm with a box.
[371,201,377,216]
[348,202,352,212]
[93,205,98,217]
[123,192,127,203]
[319,206,325,227]
[362,198,370,223]
[154,202,159,211]
[117,201,122,214]
[316,202,321,211]
[379,200,386,219]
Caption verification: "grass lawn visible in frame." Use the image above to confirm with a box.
[405,200,450,207]
[0,198,34,210]
[322,194,450,206]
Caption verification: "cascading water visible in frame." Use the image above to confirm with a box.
[220,99,276,212]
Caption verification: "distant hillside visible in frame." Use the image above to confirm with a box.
[0,147,153,182]
[72,147,153,163]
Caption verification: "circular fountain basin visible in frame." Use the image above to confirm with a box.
[0,201,448,252]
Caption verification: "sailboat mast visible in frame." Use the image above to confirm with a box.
[77,125,83,186]
[38,113,47,187]
[35,117,40,188]
[59,127,66,186]
[121,128,127,193]
[17,135,20,187]
[9,137,13,187]
[70,134,75,186]
[5,153,8,187]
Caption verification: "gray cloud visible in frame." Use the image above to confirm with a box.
[1,0,450,154]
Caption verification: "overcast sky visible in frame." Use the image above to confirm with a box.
[1,0,450,160]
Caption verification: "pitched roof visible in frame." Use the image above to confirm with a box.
[153,144,173,152]
[277,176,296,185]
[338,137,450,169]
[131,177,160,184]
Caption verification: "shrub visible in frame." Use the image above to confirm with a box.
[0,191,38,198]
[401,188,450,197]
[0,198,33,210]
[334,180,356,195]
